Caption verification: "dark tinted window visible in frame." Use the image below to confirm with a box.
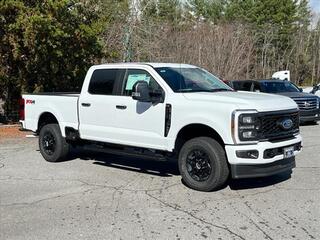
[231,82,241,90]
[260,81,300,93]
[252,82,262,92]
[231,81,253,91]
[89,69,118,95]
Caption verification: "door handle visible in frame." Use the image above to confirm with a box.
[81,103,91,107]
[116,105,127,110]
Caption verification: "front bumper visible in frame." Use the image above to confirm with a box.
[225,134,302,178]
[299,109,320,122]
[231,157,295,179]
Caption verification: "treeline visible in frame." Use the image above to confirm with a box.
[125,0,320,83]
[1,0,320,120]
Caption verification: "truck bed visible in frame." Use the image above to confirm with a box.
[25,92,80,96]
[22,93,80,135]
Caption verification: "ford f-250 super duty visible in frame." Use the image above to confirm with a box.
[20,63,302,191]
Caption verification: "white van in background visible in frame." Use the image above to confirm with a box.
[272,71,290,81]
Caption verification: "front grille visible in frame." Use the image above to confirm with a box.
[292,98,318,110]
[259,109,299,141]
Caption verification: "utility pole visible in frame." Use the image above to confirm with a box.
[123,0,137,62]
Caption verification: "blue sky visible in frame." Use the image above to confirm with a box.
[310,0,320,13]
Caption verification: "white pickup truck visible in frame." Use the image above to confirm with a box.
[20,63,302,191]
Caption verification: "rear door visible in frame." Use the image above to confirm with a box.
[78,68,126,142]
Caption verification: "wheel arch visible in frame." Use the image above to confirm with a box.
[37,112,59,134]
[174,123,225,153]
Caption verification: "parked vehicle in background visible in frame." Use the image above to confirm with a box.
[311,84,320,97]
[20,63,302,191]
[303,86,314,93]
[272,70,290,81]
[303,83,320,97]
[227,79,320,124]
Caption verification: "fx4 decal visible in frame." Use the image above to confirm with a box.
[26,99,35,104]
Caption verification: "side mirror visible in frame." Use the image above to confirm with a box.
[132,81,151,102]
[299,88,303,92]
[150,89,164,103]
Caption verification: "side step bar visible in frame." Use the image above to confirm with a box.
[83,144,169,161]
[64,126,173,161]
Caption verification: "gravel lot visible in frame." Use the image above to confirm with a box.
[0,125,319,240]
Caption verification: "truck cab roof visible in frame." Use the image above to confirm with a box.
[92,62,198,69]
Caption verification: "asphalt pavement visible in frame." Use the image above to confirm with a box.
[0,124,319,240]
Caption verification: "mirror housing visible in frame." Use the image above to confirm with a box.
[299,87,303,92]
[150,90,164,103]
[132,81,151,102]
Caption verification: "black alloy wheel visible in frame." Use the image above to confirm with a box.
[178,137,229,191]
[41,131,56,155]
[39,124,70,162]
[186,149,212,182]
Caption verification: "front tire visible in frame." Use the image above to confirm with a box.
[39,124,70,162]
[178,137,229,191]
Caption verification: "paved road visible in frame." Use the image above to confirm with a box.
[0,125,319,240]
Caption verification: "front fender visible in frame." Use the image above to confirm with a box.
[167,116,233,151]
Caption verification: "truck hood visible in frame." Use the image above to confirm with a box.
[183,91,298,112]
[275,91,318,99]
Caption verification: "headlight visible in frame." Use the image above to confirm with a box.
[238,113,260,141]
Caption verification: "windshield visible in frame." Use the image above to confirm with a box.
[155,67,232,92]
[260,81,300,93]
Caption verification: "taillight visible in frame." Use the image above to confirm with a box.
[19,98,25,120]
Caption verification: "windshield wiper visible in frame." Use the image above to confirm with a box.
[176,89,209,92]
[209,88,233,92]
[176,88,233,93]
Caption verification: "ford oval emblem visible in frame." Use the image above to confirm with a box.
[280,118,293,130]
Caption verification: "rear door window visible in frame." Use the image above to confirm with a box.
[89,69,124,95]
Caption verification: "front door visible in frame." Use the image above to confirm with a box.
[114,68,167,150]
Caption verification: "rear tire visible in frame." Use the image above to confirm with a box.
[39,124,70,162]
[178,137,229,191]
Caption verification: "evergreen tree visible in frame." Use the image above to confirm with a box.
[140,0,182,23]
[187,0,226,22]
[0,0,104,119]
[296,0,311,29]
[140,0,158,21]
[158,0,182,22]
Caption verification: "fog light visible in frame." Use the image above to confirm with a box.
[236,150,259,159]
[242,131,257,139]
[242,116,255,124]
